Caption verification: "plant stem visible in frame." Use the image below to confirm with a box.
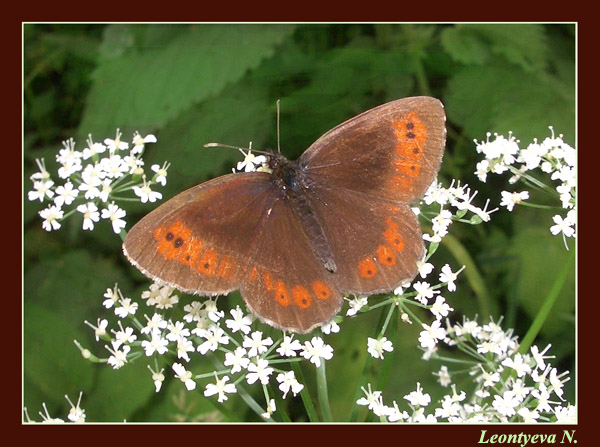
[316,361,333,422]
[518,247,575,354]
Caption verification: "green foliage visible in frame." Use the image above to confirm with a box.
[24,23,575,422]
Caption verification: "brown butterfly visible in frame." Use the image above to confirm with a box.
[123,97,446,333]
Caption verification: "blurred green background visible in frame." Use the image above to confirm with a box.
[23,23,575,422]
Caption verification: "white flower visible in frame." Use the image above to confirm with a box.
[104,130,129,153]
[550,214,575,238]
[196,325,229,355]
[236,149,268,172]
[225,306,253,334]
[300,336,333,367]
[417,260,434,278]
[276,371,304,398]
[430,296,454,319]
[133,178,162,203]
[173,363,196,391]
[39,205,64,231]
[78,163,104,199]
[418,319,446,350]
[28,180,55,202]
[107,343,130,369]
[492,390,520,417]
[100,153,129,179]
[101,202,127,234]
[321,320,340,334]
[111,323,137,349]
[346,296,368,316]
[367,336,394,360]
[82,137,106,160]
[148,366,165,393]
[242,331,273,358]
[175,338,195,362]
[357,384,385,413]
[276,335,302,357]
[151,162,169,186]
[141,329,169,356]
[530,344,553,371]
[53,182,79,207]
[114,298,138,318]
[434,365,452,387]
[502,353,532,378]
[204,374,236,402]
[500,190,529,212]
[165,320,191,342]
[224,347,250,374]
[246,358,274,385]
[66,392,86,423]
[439,264,459,292]
[132,132,157,154]
[141,313,168,335]
[77,202,100,231]
[404,382,431,407]
[413,281,438,305]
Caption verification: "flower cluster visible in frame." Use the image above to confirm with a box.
[75,281,340,418]
[27,131,166,234]
[23,392,86,423]
[475,129,576,244]
[358,317,575,423]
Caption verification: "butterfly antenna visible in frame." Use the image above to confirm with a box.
[203,142,272,157]
[276,99,281,154]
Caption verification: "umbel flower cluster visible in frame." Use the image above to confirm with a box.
[27,130,166,235]
[26,129,575,423]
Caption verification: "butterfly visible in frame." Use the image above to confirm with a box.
[123,97,446,333]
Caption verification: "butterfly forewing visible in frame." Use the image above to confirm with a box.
[124,173,276,295]
[300,96,446,203]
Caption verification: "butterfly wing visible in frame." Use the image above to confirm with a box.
[123,174,274,296]
[298,96,446,294]
[300,96,446,203]
[123,173,342,333]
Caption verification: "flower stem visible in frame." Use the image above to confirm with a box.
[291,362,319,422]
[518,247,575,354]
[316,361,333,421]
[442,233,497,320]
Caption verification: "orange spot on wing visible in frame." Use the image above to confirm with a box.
[393,112,427,160]
[274,280,291,306]
[312,281,331,300]
[178,238,203,267]
[263,271,274,291]
[216,255,235,278]
[292,285,312,309]
[358,258,377,279]
[384,228,405,252]
[197,248,218,276]
[248,266,259,281]
[394,159,421,178]
[387,175,414,193]
[385,217,399,231]
[376,244,396,267]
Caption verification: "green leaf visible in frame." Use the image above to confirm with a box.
[78,24,295,137]
[445,64,575,144]
[440,26,491,65]
[24,302,94,407]
[443,24,549,72]
[84,357,155,421]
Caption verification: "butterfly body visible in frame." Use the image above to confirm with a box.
[123,97,446,333]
